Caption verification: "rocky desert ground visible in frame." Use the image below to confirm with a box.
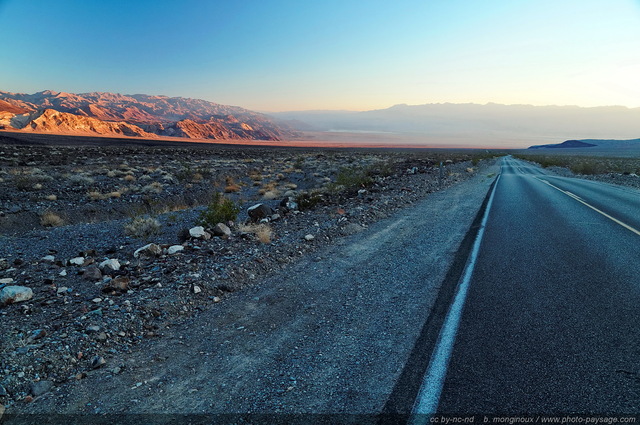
[0,134,500,415]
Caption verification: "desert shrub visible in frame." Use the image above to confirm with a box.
[124,216,161,238]
[224,176,241,193]
[87,191,106,200]
[330,166,374,192]
[238,223,273,244]
[195,166,212,179]
[262,190,280,200]
[68,174,95,186]
[40,211,64,227]
[296,191,324,211]
[199,192,240,227]
[15,175,38,191]
[470,152,500,166]
[570,162,600,175]
[283,182,298,190]
[141,182,164,194]
[45,194,57,201]
[175,165,211,183]
[371,160,395,177]
[249,170,263,182]
[293,156,305,170]
[258,181,277,195]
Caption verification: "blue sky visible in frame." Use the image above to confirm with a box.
[1,0,639,111]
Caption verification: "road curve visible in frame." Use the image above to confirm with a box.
[434,156,640,414]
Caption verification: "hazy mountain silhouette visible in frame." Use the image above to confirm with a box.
[274,103,640,144]
[529,140,597,149]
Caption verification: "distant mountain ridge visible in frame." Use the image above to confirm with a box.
[273,103,640,144]
[528,138,640,151]
[529,140,597,149]
[0,90,296,141]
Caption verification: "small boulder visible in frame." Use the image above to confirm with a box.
[69,257,85,266]
[304,234,315,241]
[167,245,184,255]
[134,243,162,258]
[102,276,129,293]
[0,278,14,285]
[212,223,231,238]
[189,226,211,240]
[0,286,33,305]
[91,356,106,369]
[28,329,47,341]
[99,259,120,273]
[83,265,102,281]
[41,255,56,264]
[247,203,275,221]
[279,197,298,212]
[341,223,366,235]
[30,380,53,397]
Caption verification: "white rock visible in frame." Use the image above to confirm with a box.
[192,285,202,294]
[92,298,102,303]
[59,270,67,277]
[189,226,208,238]
[99,259,121,272]
[69,257,85,266]
[0,286,33,305]
[134,243,162,258]
[41,255,56,263]
[304,234,315,241]
[212,223,232,238]
[0,278,14,285]
[167,245,184,255]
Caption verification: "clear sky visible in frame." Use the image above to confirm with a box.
[1,0,639,112]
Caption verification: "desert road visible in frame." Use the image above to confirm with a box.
[413,156,640,417]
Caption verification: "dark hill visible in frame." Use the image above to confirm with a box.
[528,140,597,149]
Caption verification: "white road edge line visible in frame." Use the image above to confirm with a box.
[535,177,640,237]
[408,174,502,424]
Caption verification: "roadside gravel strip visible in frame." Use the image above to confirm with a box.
[16,165,500,419]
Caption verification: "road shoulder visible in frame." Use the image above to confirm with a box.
[17,165,501,415]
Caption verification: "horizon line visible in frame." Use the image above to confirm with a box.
[2,88,639,114]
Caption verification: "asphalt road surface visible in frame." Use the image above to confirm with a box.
[425,156,640,416]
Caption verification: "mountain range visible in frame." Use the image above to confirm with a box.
[273,103,640,147]
[0,90,296,141]
[528,138,640,151]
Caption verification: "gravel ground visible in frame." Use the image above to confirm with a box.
[0,142,498,414]
[7,159,501,421]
